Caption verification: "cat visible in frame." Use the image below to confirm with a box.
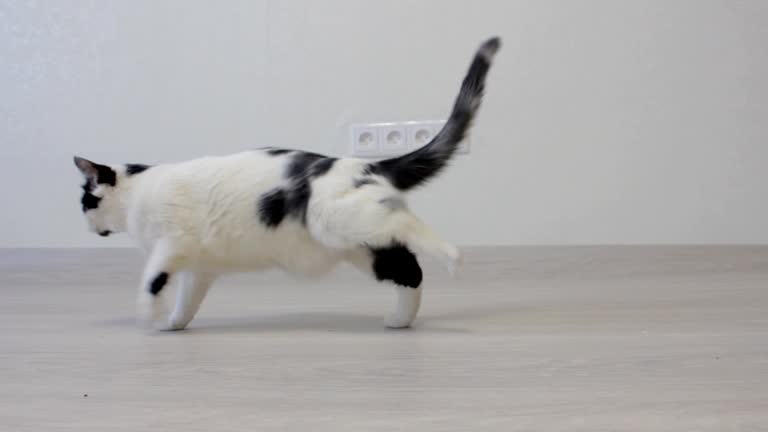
[73,37,500,331]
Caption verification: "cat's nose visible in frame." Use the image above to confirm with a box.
[98,230,112,237]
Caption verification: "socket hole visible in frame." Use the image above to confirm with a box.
[358,131,375,147]
[414,129,431,145]
[386,130,403,146]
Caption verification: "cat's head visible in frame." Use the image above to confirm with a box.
[73,156,125,237]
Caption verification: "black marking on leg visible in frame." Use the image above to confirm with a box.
[353,177,378,188]
[258,188,286,228]
[370,243,422,288]
[149,272,169,296]
[125,164,152,176]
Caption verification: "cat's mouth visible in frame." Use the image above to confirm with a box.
[98,230,112,237]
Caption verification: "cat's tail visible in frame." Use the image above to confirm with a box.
[369,36,501,191]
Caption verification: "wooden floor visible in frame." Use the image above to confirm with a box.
[1,246,767,431]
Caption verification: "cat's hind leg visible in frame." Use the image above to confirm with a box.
[310,188,460,275]
[398,216,461,276]
[347,248,422,329]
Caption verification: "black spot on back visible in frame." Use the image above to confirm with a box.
[286,151,330,179]
[284,181,312,224]
[149,272,169,296]
[125,164,152,176]
[266,148,293,156]
[311,157,336,177]
[254,150,337,228]
[282,151,337,225]
[370,243,422,288]
[258,188,286,228]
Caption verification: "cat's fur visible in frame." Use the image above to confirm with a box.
[73,37,500,330]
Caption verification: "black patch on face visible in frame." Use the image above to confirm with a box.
[80,185,102,212]
[258,188,286,228]
[353,177,378,188]
[98,230,112,237]
[78,160,116,212]
[149,272,169,296]
[370,243,422,289]
[254,151,338,228]
[265,148,293,156]
[93,164,117,187]
[125,164,152,176]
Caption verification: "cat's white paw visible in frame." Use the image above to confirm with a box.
[158,315,190,331]
[136,294,169,330]
[384,313,414,329]
[154,320,187,332]
[442,244,462,276]
[386,286,421,329]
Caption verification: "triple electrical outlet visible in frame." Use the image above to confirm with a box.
[349,120,470,158]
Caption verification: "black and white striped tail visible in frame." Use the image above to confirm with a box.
[370,37,501,191]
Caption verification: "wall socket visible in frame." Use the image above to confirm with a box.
[349,120,470,157]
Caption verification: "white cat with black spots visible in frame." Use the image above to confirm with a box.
[73,37,500,331]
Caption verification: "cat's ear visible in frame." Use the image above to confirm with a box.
[74,156,98,179]
[73,156,116,186]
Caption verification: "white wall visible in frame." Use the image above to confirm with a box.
[1,0,767,247]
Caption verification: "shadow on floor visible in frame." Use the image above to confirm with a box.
[98,312,471,335]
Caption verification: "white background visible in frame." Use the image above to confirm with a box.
[1,0,766,247]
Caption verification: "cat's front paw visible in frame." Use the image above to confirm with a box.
[154,320,188,332]
[156,314,192,331]
[445,245,462,277]
[136,294,169,330]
